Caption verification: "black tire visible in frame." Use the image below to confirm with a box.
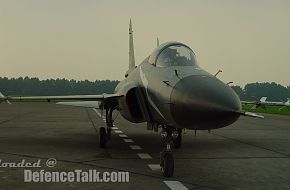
[173,130,182,149]
[99,127,106,148]
[161,152,174,177]
[107,128,111,140]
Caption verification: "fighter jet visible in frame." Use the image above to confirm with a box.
[241,97,267,109]
[1,20,263,177]
[242,97,290,110]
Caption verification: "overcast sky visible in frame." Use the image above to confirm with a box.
[0,0,289,86]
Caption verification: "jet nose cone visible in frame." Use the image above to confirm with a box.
[170,75,241,129]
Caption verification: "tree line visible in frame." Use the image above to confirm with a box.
[0,77,119,96]
[231,82,290,101]
[0,77,289,101]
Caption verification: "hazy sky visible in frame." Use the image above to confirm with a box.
[0,0,289,86]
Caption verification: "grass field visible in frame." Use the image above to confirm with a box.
[242,104,290,116]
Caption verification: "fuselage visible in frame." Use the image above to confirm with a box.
[115,42,241,130]
[262,101,289,106]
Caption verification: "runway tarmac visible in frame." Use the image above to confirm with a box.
[0,103,290,190]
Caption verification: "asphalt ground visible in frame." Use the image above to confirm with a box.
[0,102,290,190]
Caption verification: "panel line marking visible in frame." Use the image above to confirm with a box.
[129,145,142,150]
[163,181,188,190]
[123,139,134,143]
[137,153,152,159]
[148,164,161,170]
[92,108,102,118]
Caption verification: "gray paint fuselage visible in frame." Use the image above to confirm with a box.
[115,42,241,130]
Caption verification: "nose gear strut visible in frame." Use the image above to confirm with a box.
[160,126,182,177]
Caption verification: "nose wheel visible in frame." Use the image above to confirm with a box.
[160,151,174,177]
[160,127,180,177]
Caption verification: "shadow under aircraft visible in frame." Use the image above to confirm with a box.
[1,20,263,177]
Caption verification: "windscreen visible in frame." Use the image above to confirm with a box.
[156,45,197,67]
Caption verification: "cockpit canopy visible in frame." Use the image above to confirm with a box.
[148,42,197,67]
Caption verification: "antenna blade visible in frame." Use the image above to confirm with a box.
[157,37,160,47]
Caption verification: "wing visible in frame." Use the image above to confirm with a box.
[5,93,122,109]
[2,91,121,109]
[8,93,122,101]
[56,101,101,108]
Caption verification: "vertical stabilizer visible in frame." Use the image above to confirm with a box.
[260,97,267,103]
[0,91,11,104]
[129,19,135,71]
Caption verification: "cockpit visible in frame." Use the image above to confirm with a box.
[148,42,197,67]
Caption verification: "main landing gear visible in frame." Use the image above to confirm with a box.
[99,127,108,148]
[160,127,182,177]
[99,107,115,148]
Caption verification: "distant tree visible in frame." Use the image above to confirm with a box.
[244,82,289,101]
[231,85,245,99]
[0,77,119,96]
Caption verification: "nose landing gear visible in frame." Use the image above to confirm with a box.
[99,127,109,148]
[160,127,182,177]
[173,128,182,149]
[161,151,174,177]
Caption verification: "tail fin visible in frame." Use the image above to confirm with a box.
[260,97,267,103]
[0,92,4,98]
[128,19,135,71]
[0,92,11,104]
